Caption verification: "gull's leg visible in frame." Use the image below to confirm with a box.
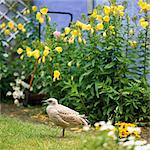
[62,128,65,137]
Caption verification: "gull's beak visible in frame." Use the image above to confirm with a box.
[41,99,49,105]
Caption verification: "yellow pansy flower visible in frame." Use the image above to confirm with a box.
[91,9,97,18]
[53,70,60,81]
[109,25,114,30]
[17,48,23,55]
[32,6,38,12]
[96,15,103,22]
[118,5,124,11]
[39,17,44,23]
[0,22,6,29]
[32,49,40,59]
[96,23,104,31]
[103,16,110,22]
[140,21,149,28]
[43,49,49,57]
[26,47,31,52]
[4,29,10,35]
[65,27,71,35]
[17,23,24,30]
[71,30,79,36]
[26,51,32,57]
[55,47,62,53]
[40,7,48,15]
[104,6,111,15]
[8,21,14,29]
[36,12,41,20]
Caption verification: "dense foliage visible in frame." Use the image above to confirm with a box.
[1,0,150,123]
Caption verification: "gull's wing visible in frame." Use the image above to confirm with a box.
[56,104,79,115]
[58,113,88,126]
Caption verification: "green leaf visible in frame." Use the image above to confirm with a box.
[104,62,115,69]
[79,70,93,84]
[95,82,99,98]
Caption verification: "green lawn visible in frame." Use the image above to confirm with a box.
[0,115,91,150]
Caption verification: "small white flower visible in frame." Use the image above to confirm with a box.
[123,140,135,147]
[128,136,135,141]
[21,81,30,89]
[13,72,19,76]
[10,82,14,86]
[6,91,12,96]
[21,76,25,80]
[14,99,20,106]
[16,79,22,85]
[3,53,8,58]
[99,121,105,126]
[127,127,141,134]
[12,86,20,91]
[135,140,147,146]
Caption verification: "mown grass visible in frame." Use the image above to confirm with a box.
[0,115,91,150]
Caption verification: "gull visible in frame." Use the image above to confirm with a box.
[43,98,88,137]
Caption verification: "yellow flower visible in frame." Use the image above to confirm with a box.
[45,46,50,51]
[17,48,23,55]
[8,21,14,29]
[26,51,32,57]
[118,5,124,11]
[32,49,40,59]
[32,6,38,12]
[119,11,124,17]
[4,29,10,35]
[40,7,48,15]
[103,16,110,22]
[76,20,83,27]
[139,18,145,23]
[17,23,24,30]
[140,21,149,28]
[104,6,111,15]
[91,9,97,18]
[129,29,134,35]
[42,56,45,63]
[0,23,6,29]
[129,40,137,47]
[71,30,79,36]
[53,70,60,81]
[26,47,31,52]
[36,12,41,20]
[86,24,92,30]
[96,23,104,31]
[65,27,71,35]
[55,47,62,53]
[96,15,103,22]
[78,37,82,43]
[39,17,44,23]
[109,25,114,30]
[22,28,26,32]
[43,49,49,57]
[63,37,67,42]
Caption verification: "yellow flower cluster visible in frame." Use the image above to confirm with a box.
[115,122,141,138]
[36,7,50,24]
[17,45,52,63]
[55,47,63,53]
[138,0,150,12]
[104,5,124,17]
[129,40,137,48]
